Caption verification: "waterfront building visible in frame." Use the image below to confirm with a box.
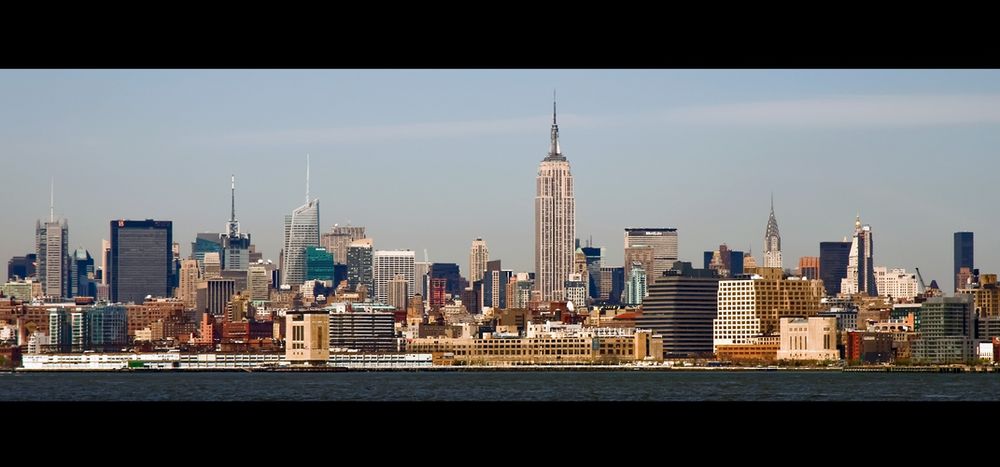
[635,261,719,358]
[285,309,329,364]
[775,316,838,361]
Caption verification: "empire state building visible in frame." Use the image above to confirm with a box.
[535,98,576,302]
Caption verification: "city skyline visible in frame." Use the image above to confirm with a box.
[5,70,1000,287]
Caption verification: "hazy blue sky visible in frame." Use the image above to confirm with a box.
[3,69,1000,291]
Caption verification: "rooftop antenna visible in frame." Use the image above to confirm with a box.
[305,154,311,204]
[49,177,54,222]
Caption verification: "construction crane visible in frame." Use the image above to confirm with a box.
[914,267,928,294]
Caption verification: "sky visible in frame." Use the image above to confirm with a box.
[3,69,1000,292]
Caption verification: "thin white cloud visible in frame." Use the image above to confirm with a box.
[219,94,1000,146]
[659,94,1000,127]
[221,113,616,145]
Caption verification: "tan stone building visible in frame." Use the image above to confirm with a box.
[285,310,329,364]
[957,273,1000,318]
[407,328,663,365]
[776,317,839,361]
[713,267,825,352]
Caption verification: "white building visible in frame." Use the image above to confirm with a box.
[282,157,320,287]
[978,342,995,362]
[841,216,875,296]
[373,250,415,304]
[564,273,587,307]
[624,264,646,305]
[874,267,919,302]
[469,238,489,283]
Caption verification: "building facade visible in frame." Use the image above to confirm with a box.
[346,238,374,292]
[387,274,409,311]
[776,317,838,361]
[913,295,975,363]
[373,250,415,305]
[328,311,396,352]
[874,267,919,302]
[246,264,270,302]
[954,232,974,293]
[624,264,647,306]
[623,228,678,281]
[469,238,489,284]
[207,278,235,317]
[798,256,820,281]
[819,241,851,296]
[304,246,335,282]
[110,219,173,303]
[286,310,329,363]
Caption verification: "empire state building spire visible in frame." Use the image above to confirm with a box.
[546,90,565,161]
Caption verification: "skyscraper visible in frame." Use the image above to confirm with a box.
[580,246,602,300]
[246,264,270,301]
[203,252,222,279]
[347,238,373,292]
[798,256,820,280]
[109,219,173,303]
[373,250,415,305]
[36,183,69,299]
[70,248,94,298]
[623,228,678,279]
[819,241,851,296]
[221,175,251,271]
[207,278,235,317]
[954,232,974,293]
[763,195,782,268]
[177,259,201,309]
[469,238,489,283]
[6,254,36,281]
[414,261,430,298]
[304,246,335,282]
[842,215,876,296]
[321,225,365,266]
[429,278,447,308]
[624,245,655,289]
[282,157,320,287]
[429,263,463,297]
[100,240,110,286]
[387,274,409,311]
[624,263,647,306]
[482,259,512,310]
[534,97,575,302]
[599,266,625,304]
[190,232,223,272]
[636,261,720,358]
